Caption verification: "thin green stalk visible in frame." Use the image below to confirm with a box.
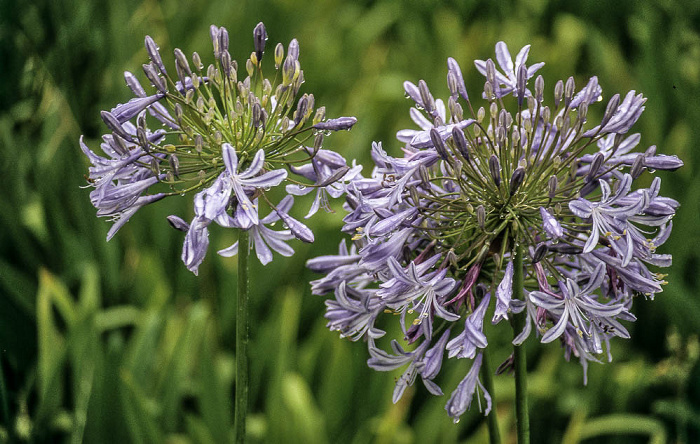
[480,348,502,444]
[235,229,250,444]
[0,356,10,435]
[511,245,530,443]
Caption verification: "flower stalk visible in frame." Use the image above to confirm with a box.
[511,245,529,444]
[235,229,249,443]
[480,348,501,444]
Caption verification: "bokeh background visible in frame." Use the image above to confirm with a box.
[1,0,699,442]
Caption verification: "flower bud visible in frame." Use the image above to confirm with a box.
[142,63,166,93]
[312,117,358,131]
[489,155,501,188]
[476,205,486,230]
[535,75,544,102]
[101,111,132,141]
[631,154,645,179]
[532,243,548,263]
[485,59,496,86]
[430,128,449,160]
[144,36,166,74]
[564,76,575,107]
[587,152,605,181]
[451,127,469,161]
[218,27,229,55]
[510,167,525,196]
[601,94,620,128]
[167,215,190,232]
[517,64,528,106]
[274,43,284,68]
[419,165,431,188]
[169,154,180,178]
[253,22,267,62]
[548,175,558,199]
[554,79,564,107]
[418,80,436,113]
[192,51,202,70]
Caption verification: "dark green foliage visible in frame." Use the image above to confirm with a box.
[0,0,699,442]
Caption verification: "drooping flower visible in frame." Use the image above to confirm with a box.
[81,22,357,272]
[308,41,680,422]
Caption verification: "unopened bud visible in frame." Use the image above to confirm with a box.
[554,80,564,107]
[312,116,358,131]
[313,133,324,152]
[142,63,166,93]
[476,205,486,230]
[564,76,575,107]
[218,27,229,55]
[274,43,284,68]
[451,127,469,161]
[510,167,525,195]
[517,64,527,106]
[192,51,202,70]
[601,94,620,128]
[287,38,299,61]
[577,99,588,119]
[535,75,544,102]
[542,106,551,124]
[418,80,435,113]
[485,59,496,86]
[419,165,431,188]
[101,111,132,141]
[167,215,190,232]
[489,155,501,187]
[252,102,262,128]
[631,154,645,179]
[548,175,558,199]
[136,127,149,150]
[169,154,180,178]
[532,243,548,263]
[587,152,605,181]
[144,36,166,74]
[484,81,494,99]
[430,128,449,160]
[253,22,267,62]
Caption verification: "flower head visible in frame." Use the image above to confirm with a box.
[81,22,357,273]
[308,41,680,421]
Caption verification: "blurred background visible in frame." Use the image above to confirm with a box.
[1,0,699,442]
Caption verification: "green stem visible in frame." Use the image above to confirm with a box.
[234,229,250,444]
[511,245,530,443]
[480,348,502,444]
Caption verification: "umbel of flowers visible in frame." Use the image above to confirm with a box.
[308,42,682,423]
[80,22,358,274]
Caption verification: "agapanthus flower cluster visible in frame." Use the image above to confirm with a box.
[80,23,358,274]
[308,42,682,422]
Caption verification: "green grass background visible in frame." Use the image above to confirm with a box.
[1,0,699,442]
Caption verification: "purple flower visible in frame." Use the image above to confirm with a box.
[570,174,649,266]
[217,196,296,265]
[492,260,514,324]
[324,282,385,342]
[308,39,680,419]
[82,23,357,273]
[539,207,563,239]
[447,293,490,359]
[530,263,633,345]
[379,256,459,338]
[474,42,544,99]
[445,353,492,422]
